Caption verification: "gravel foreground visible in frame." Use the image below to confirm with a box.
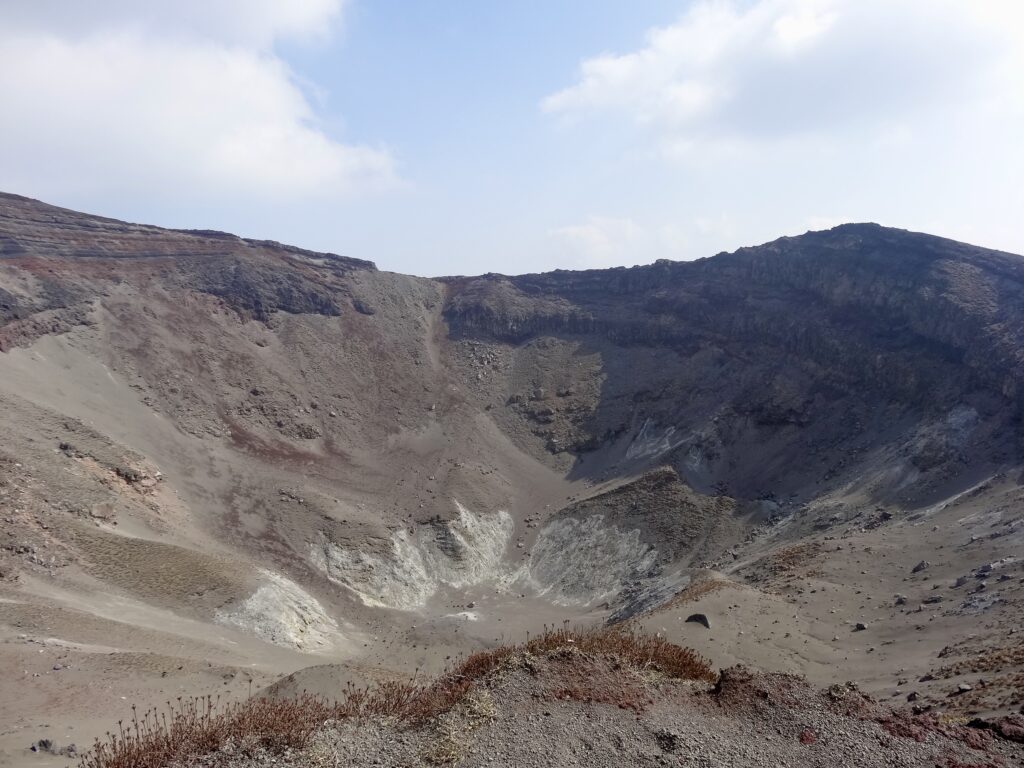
[176,652,1024,768]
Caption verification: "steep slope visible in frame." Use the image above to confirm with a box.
[444,224,1024,499]
[1,192,1022,764]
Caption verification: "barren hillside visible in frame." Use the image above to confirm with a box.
[1,192,1022,766]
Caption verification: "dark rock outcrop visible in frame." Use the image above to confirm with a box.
[443,225,1024,414]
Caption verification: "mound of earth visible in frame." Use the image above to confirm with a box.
[170,634,1024,768]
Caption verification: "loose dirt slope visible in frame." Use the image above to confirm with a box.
[1,192,1023,765]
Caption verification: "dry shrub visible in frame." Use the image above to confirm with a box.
[79,627,714,768]
[522,626,717,683]
[78,695,333,768]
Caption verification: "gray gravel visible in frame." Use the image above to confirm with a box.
[180,654,1024,768]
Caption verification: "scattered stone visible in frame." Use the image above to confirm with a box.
[685,613,711,629]
[30,739,58,755]
[115,466,142,483]
[911,561,930,574]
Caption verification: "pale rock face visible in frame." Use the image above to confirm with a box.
[216,570,342,652]
[311,501,514,610]
[311,499,663,612]
[525,516,659,606]
[625,418,687,462]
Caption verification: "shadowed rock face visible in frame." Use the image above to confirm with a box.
[440,225,1024,504]
[443,224,1024,412]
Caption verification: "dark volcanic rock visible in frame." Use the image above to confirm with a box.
[0,192,375,325]
[443,225,1024,415]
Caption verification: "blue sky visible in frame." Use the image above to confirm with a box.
[1,1,1022,275]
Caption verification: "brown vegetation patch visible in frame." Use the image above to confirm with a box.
[936,642,1024,678]
[78,627,715,768]
[762,542,824,577]
[543,648,658,712]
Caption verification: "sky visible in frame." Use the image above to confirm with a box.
[0,1,1022,276]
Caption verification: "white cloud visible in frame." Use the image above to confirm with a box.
[0,0,344,48]
[539,0,1024,264]
[0,1,399,206]
[551,217,646,268]
[549,217,694,268]
[544,0,1024,146]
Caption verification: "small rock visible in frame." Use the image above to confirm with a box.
[30,739,57,755]
[685,613,711,629]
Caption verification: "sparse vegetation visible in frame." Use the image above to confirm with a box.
[747,541,824,581]
[653,577,737,614]
[78,695,327,768]
[936,641,1024,677]
[78,627,716,768]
